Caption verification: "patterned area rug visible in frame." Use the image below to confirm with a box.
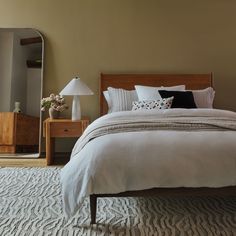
[0,168,236,236]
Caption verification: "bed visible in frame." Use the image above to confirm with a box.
[60,73,236,224]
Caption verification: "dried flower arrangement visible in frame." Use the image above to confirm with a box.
[41,94,68,112]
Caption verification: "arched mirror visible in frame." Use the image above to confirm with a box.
[0,28,44,158]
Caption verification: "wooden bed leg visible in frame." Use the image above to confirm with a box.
[90,195,97,224]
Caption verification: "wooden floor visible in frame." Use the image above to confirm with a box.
[0,153,70,167]
[0,157,47,167]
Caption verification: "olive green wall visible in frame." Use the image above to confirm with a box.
[1,0,236,151]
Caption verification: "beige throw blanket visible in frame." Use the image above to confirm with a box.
[72,109,236,157]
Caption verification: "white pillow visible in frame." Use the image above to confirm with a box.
[132,97,174,111]
[106,87,138,113]
[103,91,112,113]
[135,85,185,101]
[192,87,215,108]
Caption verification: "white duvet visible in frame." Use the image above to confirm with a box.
[60,109,236,217]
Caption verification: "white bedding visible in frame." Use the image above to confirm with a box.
[60,109,236,217]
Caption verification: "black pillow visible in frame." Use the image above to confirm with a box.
[159,90,197,108]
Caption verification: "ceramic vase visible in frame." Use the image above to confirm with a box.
[13,102,21,113]
[49,108,60,119]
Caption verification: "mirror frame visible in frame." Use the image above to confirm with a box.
[36,29,44,158]
[0,28,44,158]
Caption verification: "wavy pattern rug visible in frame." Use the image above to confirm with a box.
[0,167,236,236]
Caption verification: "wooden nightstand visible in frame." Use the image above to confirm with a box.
[43,118,89,165]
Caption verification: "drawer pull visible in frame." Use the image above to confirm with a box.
[64,129,69,132]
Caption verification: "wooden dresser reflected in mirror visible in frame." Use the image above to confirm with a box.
[0,28,44,158]
[0,113,39,154]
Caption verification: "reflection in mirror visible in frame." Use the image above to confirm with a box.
[0,28,43,158]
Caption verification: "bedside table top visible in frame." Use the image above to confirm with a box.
[44,117,89,123]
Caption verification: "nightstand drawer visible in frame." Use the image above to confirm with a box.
[50,122,82,137]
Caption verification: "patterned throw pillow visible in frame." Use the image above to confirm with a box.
[132,97,174,111]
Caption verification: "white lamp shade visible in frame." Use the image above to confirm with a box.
[59,77,93,96]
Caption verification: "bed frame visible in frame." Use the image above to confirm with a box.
[90,73,235,224]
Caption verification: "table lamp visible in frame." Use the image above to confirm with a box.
[60,76,93,121]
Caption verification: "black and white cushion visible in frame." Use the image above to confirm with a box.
[132,97,174,111]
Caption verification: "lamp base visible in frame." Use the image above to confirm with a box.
[72,95,81,121]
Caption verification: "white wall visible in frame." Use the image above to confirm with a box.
[10,33,29,113]
[0,32,13,112]
[26,68,41,117]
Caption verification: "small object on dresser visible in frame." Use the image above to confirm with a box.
[41,94,68,119]
[13,102,21,113]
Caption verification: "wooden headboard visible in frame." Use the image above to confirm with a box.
[100,73,213,116]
